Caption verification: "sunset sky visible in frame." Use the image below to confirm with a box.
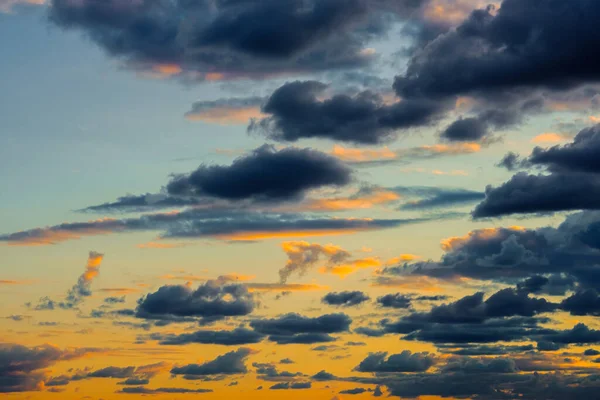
[3,1,600,399]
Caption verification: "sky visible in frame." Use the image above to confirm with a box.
[3,0,600,399]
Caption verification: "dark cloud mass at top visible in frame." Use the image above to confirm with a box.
[47,0,408,78]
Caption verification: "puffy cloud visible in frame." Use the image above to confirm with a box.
[47,0,402,79]
[171,348,253,378]
[322,291,370,307]
[279,241,351,283]
[355,350,436,373]
[269,381,311,390]
[376,293,412,309]
[0,344,100,392]
[135,280,255,324]
[166,145,352,201]
[250,313,351,344]
[250,81,449,144]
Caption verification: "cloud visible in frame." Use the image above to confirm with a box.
[474,125,600,218]
[269,382,311,390]
[322,291,370,307]
[170,348,253,378]
[135,280,255,324]
[355,350,436,373]
[376,293,412,309]
[0,343,100,392]
[279,241,351,283]
[185,97,265,124]
[250,81,448,144]
[166,145,352,201]
[0,209,423,246]
[253,362,304,382]
[47,0,395,79]
[395,186,485,210]
[150,327,265,346]
[32,251,104,310]
[250,313,351,344]
[119,386,212,394]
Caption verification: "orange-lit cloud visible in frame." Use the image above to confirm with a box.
[320,257,382,278]
[531,132,570,144]
[401,167,469,176]
[2,218,121,246]
[289,189,401,212]
[331,145,397,163]
[423,0,498,25]
[441,226,525,252]
[386,254,421,265]
[216,227,370,242]
[186,106,265,125]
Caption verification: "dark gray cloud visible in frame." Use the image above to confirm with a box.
[393,186,485,210]
[269,381,311,390]
[250,81,448,144]
[475,125,600,218]
[400,212,600,290]
[253,362,304,382]
[250,313,351,344]
[48,0,396,78]
[322,291,370,307]
[355,350,436,373]
[440,117,488,142]
[0,344,99,393]
[170,348,252,378]
[340,387,368,394]
[1,207,417,245]
[167,145,352,201]
[149,327,265,346]
[119,386,212,394]
[561,290,600,317]
[376,293,412,309]
[135,280,255,324]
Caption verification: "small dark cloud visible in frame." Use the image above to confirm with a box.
[355,350,436,373]
[171,348,253,378]
[269,382,311,390]
[322,291,370,307]
[394,186,484,210]
[119,387,212,394]
[376,293,412,309]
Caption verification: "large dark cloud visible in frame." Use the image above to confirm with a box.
[166,145,351,201]
[474,125,600,218]
[250,313,351,344]
[355,350,436,373]
[395,0,600,99]
[397,212,600,290]
[388,0,600,144]
[322,291,370,307]
[135,280,255,324]
[47,0,430,79]
[0,344,99,392]
[249,81,448,144]
[170,348,252,378]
